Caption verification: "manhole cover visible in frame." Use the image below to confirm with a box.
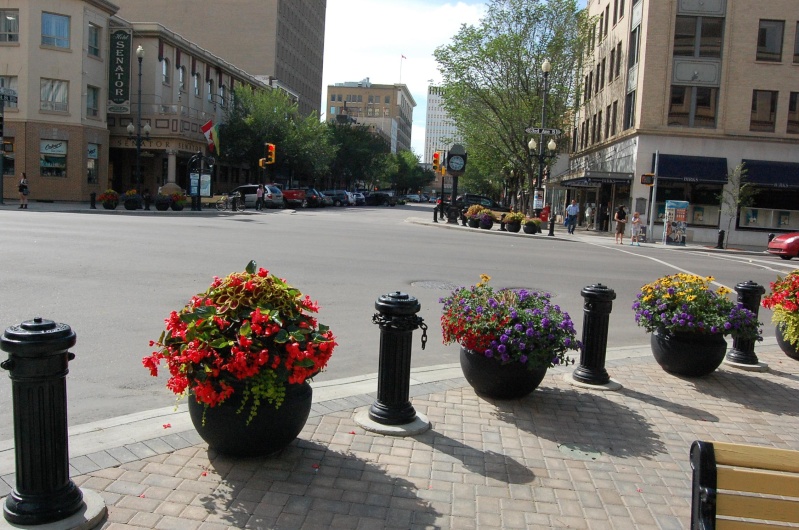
[558,443,602,461]
[410,280,461,290]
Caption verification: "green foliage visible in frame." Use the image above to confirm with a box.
[718,163,758,248]
[503,211,525,223]
[327,122,391,189]
[434,0,589,208]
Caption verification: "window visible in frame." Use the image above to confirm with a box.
[220,85,226,107]
[207,79,214,102]
[794,22,799,63]
[597,111,603,142]
[88,23,100,57]
[595,63,600,93]
[86,85,99,117]
[330,93,336,101]
[42,13,70,49]
[669,86,719,128]
[674,16,724,58]
[616,42,623,77]
[611,100,618,136]
[40,78,69,112]
[613,0,618,24]
[604,5,610,36]
[757,20,784,62]
[750,90,778,132]
[0,76,18,108]
[194,74,200,97]
[628,26,640,68]
[384,95,390,104]
[178,66,186,92]
[162,59,170,85]
[87,143,99,183]
[1,10,19,42]
[40,140,67,177]
[609,49,615,84]
[605,105,611,139]
[619,0,625,19]
[600,58,606,89]
[624,90,636,130]
[788,92,798,134]
[588,72,593,99]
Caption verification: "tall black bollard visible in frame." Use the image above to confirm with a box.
[369,292,427,425]
[725,281,766,367]
[571,284,617,386]
[548,215,556,237]
[0,318,83,525]
[715,229,725,249]
[89,192,96,209]
[433,205,438,223]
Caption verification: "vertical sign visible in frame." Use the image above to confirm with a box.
[108,29,132,114]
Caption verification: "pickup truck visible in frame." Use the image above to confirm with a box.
[282,188,326,208]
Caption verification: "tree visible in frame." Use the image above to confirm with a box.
[718,163,757,249]
[434,0,589,213]
[327,122,391,189]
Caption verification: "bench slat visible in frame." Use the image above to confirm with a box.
[713,442,799,474]
[718,519,796,529]
[718,467,799,498]
[717,493,799,523]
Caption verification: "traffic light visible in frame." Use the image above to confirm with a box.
[432,152,440,171]
[258,158,267,168]
[265,143,276,164]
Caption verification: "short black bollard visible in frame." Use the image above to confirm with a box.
[768,233,776,243]
[715,229,725,249]
[548,215,555,237]
[433,205,438,223]
[570,284,620,389]
[0,318,84,525]
[89,192,96,209]
[725,281,766,368]
[368,292,427,425]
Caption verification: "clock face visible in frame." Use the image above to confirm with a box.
[449,155,465,171]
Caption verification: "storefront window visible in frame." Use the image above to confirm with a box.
[653,182,721,227]
[40,140,67,177]
[87,143,98,183]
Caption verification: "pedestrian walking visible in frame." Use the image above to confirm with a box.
[256,184,265,211]
[630,211,643,246]
[565,199,579,234]
[18,173,28,209]
[614,205,627,244]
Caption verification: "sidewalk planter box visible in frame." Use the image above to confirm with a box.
[650,329,727,377]
[460,347,547,399]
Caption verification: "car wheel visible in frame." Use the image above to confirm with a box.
[382,199,389,206]
[334,199,341,207]
[301,199,308,208]
[780,255,792,260]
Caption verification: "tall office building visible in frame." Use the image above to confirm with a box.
[113,0,326,117]
[325,79,416,153]
[559,0,799,246]
[424,86,463,165]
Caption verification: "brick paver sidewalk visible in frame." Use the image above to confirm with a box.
[61,348,799,530]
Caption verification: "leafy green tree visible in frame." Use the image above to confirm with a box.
[434,0,589,212]
[327,122,391,189]
[718,163,757,248]
[390,150,435,194]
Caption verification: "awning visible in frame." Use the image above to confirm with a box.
[654,154,727,183]
[560,170,633,188]
[742,159,799,189]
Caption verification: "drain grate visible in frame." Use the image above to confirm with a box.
[410,280,462,291]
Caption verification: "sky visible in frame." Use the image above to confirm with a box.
[321,0,487,157]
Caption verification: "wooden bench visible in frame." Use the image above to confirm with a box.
[690,440,799,529]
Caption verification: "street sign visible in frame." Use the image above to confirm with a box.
[525,127,561,135]
[0,94,17,103]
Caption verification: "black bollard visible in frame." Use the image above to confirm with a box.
[433,205,438,223]
[715,229,725,249]
[768,233,776,243]
[548,215,555,236]
[0,318,83,525]
[89,192,96,209]
[571,284,616,385]
[725,281,765,366]
[369,292,427,425]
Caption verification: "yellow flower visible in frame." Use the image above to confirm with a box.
[476,274,491,287]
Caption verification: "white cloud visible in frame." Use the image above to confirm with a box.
[322,1,485,156]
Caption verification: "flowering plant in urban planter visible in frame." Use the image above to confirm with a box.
[143,260,337,424]
[465,204,487,220]
[762,271,799,349]
[633,273,760,341]
[154,194,172,210]
[440,274,579,369]
[503,211,525,224]
[171,193,187,207]
[98,189,119,203]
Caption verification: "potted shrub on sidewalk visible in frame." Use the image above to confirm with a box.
[632,273,760,376]
[98,189,119,210]
[503,211,525,233]
[440,274,578,399]
[143,260,337,456]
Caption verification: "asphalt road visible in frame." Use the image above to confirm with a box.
[0,202,793,440]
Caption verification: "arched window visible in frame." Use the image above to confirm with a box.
[194,74,200,97]
[178,66,186,92]
[162,59,170,85]
[220,84,226,107]
[207,79,214,102]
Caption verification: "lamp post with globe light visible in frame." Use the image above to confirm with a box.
[528,59,558,234]
[127,45,150,194]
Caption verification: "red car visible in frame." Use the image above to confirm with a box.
[767,232,799,260]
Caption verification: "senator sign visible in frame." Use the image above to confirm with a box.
[107,29,132,114]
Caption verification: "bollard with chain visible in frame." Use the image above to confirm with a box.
[0,318,85,525]
[569,284,621,389]
[725,281,766,369]
[368,292,427,425]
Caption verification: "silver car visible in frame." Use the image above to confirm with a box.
[263,185,284,208]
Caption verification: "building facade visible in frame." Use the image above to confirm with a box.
[112,0,325,117]
[423,85,463,164]
[560,0,799,245]
[326,79,416,153]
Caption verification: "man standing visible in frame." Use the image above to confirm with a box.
[566,199,579,234]
[256,184,265,211]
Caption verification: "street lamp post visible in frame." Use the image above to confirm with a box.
[529,59,557,233]
[126,45,150,194]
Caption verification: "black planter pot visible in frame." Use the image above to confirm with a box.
[171,203,184,211]
[479,219,494,230]
[650,329,727,377]
[460,347,548,399]
[523,223,538,234]
[506,222,522,233]
[102,201,117,210]
[155,201,171,211]
[775,324,799,361]
[124,199,141,210]
[188,381,312,456]
[468,218,480,228]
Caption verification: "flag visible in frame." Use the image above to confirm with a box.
[210,124,220,155]
[401,54,407,59]
[201,120,215,152]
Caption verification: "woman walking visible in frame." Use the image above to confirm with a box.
[18,173,28,209]
[614,205,627,244]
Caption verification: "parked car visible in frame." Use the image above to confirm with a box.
[403,194,422,203]
[364,191,397,206]
[321,190,350,207]
[263,185,284,208]
[305,188,328,207]
[767,232,799,260]
[352,192,366,206]
[230,184,260,209]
